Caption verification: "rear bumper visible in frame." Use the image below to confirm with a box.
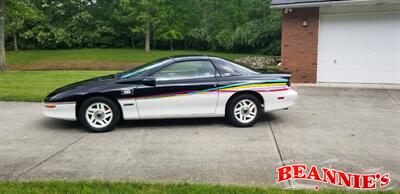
[42,102,77,121]
[262,88,298,112]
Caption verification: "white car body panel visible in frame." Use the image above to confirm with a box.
[42,103,77,121]
[136,92,219,119]
[118,99,140,120]
[262,89,297,112]
[216,88,297,115]
[43,88,297,121]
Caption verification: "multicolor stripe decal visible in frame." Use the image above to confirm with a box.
[137,79,289,99]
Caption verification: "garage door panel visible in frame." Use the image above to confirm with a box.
[319,39,397,55]
[318,55,398,69]
[317,11,400,84]
[319,71,398,83]
[319,67,398,83]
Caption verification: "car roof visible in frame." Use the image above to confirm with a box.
[167,55,217,61]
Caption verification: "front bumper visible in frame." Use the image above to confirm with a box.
[42,102,77,121]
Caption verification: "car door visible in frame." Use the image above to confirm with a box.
[135,60,219,118]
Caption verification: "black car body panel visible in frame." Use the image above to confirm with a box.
[44,56,292,104]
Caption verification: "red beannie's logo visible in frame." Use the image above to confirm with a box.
[276,164,390,190]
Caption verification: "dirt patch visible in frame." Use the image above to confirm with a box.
[9,61,144,71]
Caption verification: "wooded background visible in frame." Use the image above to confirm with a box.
[4,0,281,55]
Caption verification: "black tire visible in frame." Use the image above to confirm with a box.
[226,94,262,127]
[78,96,120,132]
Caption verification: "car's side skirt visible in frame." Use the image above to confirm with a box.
[123,113,224,120]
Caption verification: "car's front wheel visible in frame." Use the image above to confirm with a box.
[226,94,262,127]
[78,97,120,132]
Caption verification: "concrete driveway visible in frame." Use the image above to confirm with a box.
[0,86,399,188]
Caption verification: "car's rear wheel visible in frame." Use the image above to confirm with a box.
[226,94,262,127]
[78,97,120,132]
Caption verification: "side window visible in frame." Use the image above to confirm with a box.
[152,60,216,81]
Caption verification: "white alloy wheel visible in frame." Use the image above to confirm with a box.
[234,99,257,124]
[85,102,113,128]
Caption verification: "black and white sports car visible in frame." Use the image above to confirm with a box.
[43,56,297,132]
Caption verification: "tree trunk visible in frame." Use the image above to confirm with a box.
[130,35,135,48]
[152,31,156,50]
[0,0,6,71]
[169,39,173,51]
[145,20,151,52]
[184,39,188,50]
[13,32,18,51]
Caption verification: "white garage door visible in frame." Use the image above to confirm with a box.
[317,11,400,84]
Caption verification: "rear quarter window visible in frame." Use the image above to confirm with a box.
[213,58,259,77]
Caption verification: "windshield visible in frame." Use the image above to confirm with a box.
[118,57,170,78]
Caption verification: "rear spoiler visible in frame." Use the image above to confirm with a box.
[277,72,292,87]
[258,69,292,86]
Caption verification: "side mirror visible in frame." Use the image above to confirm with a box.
[143,77,156,87]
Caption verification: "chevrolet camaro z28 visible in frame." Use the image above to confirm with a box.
[43,56,298,132]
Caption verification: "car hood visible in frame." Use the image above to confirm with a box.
[50,74,118,95]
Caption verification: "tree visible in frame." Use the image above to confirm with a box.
[159,29,183,51]
[112,0,141,48]
[128,27,142,48]
[0,0,5,71]
[137,0,163,52]
[5,0,42,51]
[1,0,282,54]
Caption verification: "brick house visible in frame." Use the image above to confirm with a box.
[271,0,400,84]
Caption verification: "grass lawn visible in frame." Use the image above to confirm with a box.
[0,71,116,102]
[0,181,395,194]
[6,49,267,70]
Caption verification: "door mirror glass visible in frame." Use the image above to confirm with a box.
[143,77,156,86]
